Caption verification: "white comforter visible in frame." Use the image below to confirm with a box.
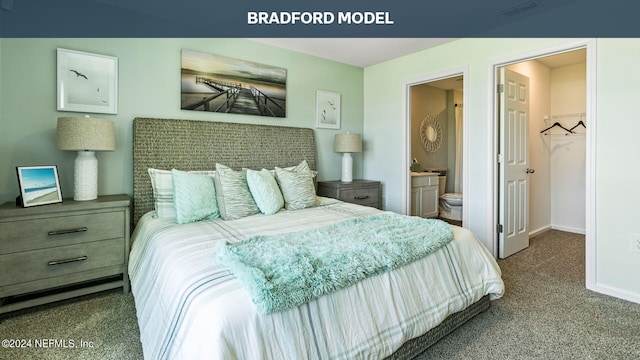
[129,198,504,360]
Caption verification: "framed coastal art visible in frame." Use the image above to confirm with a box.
[180,49,287,117]
[57,48,118,114]
[16,166,63,207]
[316,90,341,129]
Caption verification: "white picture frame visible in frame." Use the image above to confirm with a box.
[316,90,341,129]
[16,165,63,207]
[57,48,118,114]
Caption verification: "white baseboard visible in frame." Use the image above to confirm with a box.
[590,283,640,305]
[551,224,586,235]
[529,225,552,238]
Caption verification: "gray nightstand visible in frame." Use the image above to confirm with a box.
[0,194,130,314]
[317,180,382,209]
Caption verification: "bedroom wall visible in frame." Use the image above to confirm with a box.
[362,37,640,303]
[0,38,364,204]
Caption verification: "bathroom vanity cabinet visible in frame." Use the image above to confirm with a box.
[411,173,439,218]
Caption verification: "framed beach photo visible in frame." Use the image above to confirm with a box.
[316,90,341,129]
[16,166,63,207]
[57,48,118,114]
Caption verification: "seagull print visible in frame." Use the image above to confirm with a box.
[69,69,88,79]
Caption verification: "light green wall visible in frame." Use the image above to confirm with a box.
[0,38,364,203]
[363,38,640,303]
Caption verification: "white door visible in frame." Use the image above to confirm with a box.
[499,68,531,258]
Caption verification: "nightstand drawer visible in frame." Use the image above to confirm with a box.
[0,238,124,288]
[337,187,379,207]
[0,211,124,254]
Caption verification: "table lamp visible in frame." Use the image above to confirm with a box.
[56,116,115,201]
[334,132,362,183]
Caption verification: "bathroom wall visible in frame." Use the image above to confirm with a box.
[409,84,448,172]
[410,84,462,194]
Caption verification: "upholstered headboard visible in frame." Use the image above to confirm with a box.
[132,117,316,226]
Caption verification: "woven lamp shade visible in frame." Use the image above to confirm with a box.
[334,133,362,153]
[56,117,115,151]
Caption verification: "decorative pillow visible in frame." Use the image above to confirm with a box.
[171,169,220,224]
[214,163,260,220]
[246,169,284,215]
[274,160,317,210]
[148,168,216,219]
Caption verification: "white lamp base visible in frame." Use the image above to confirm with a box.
[74,151,98,201]
[341,152,353,182]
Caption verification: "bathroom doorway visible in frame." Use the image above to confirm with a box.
[405,70,467,226]
[494,46,591,262]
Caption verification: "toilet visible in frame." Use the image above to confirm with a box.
[425,168,463,221]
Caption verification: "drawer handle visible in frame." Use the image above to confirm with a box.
[48,256,88,266]
[47,227,88,236]
[354,195,370,200]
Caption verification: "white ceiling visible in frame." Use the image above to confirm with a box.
[249,38,454,68]
[250,39,587,69]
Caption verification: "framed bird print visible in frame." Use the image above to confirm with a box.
[57,48,118,114]
[316,90,341,129]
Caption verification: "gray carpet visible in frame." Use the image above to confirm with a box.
[1,230,639,359]
[418,230,640,359]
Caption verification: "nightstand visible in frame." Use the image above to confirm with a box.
[317,180,382,209]
[0,194,130,314]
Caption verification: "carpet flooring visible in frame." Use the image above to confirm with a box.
[1,230,638,359]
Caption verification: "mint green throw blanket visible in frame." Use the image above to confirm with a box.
[214,213,453,314]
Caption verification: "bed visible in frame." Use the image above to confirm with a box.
[128,117,504,359]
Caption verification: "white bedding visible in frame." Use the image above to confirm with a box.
[129,198,504,360]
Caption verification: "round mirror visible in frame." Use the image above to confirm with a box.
[420,115,443,153]
[426,126,437,142]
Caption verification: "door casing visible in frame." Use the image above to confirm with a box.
[402,67,469,222]
[489,39,596,290]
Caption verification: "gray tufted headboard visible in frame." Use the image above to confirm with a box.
[132,117,316,226]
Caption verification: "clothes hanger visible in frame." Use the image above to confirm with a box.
[540,121,574,135]
[569,120,586,131]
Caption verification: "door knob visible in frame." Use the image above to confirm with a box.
[526,168,535,174]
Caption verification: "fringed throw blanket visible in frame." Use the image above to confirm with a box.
[214,213,453,314]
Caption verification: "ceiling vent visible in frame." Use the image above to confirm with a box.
[500,0,541,17]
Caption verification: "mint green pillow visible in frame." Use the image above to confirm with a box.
[246,169,284,215]
[171,169,219,224]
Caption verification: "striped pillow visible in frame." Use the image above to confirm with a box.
[214,163,260,220]
[274,160,318,210]
[148,168,216,219]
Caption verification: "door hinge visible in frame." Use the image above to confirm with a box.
[497,224,503,233]
[497,153,504,163]
[497,84,504,93]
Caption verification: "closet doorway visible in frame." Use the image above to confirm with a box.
[405,70,467,226]
[494,46,590,262]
